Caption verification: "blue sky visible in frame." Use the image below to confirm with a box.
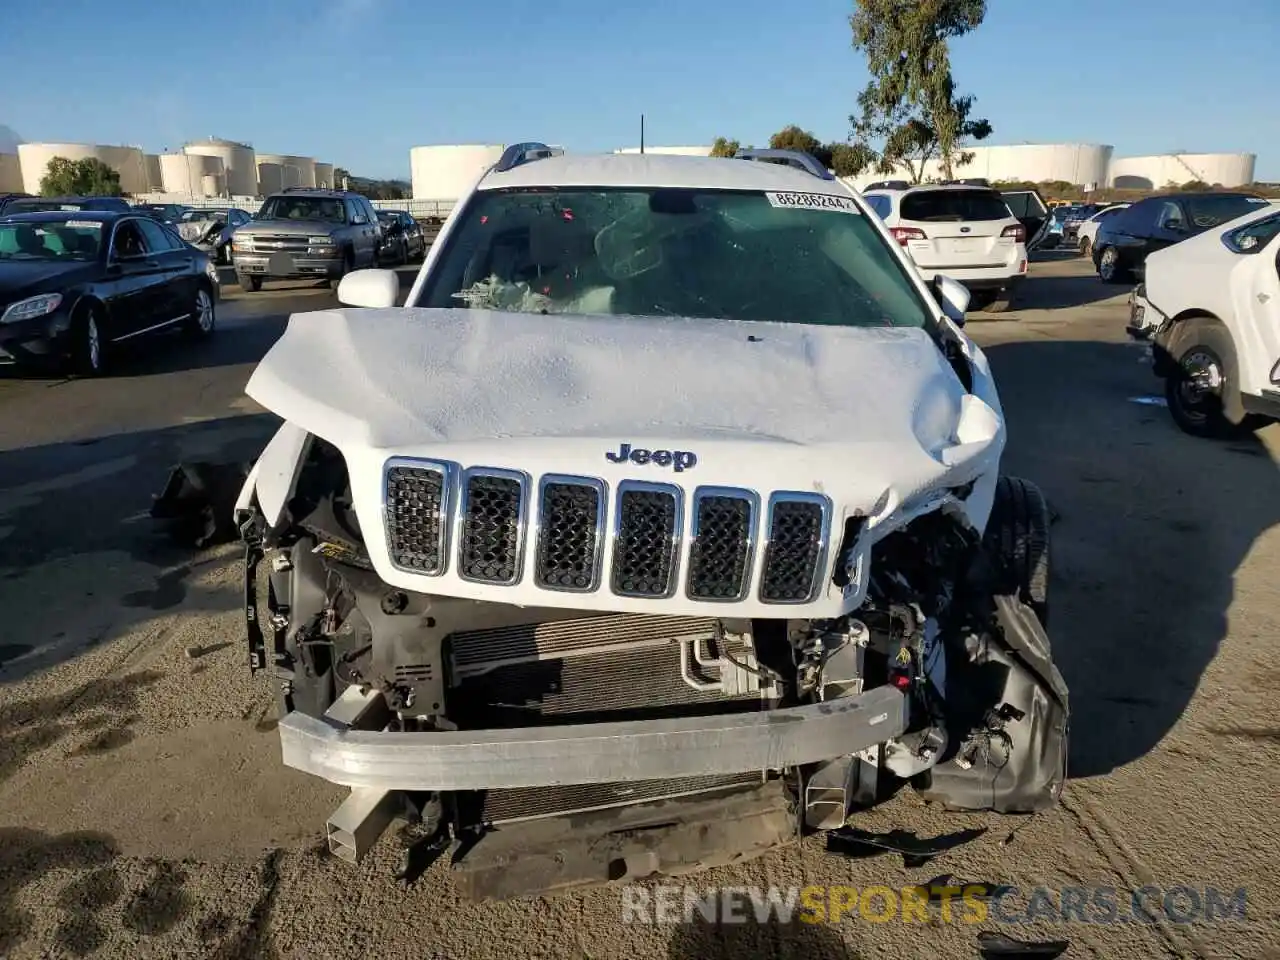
[3,0,1278,180]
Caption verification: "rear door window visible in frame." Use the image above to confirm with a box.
[901,189,1011,222]
[863,194,892,219]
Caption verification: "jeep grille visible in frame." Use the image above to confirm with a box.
[382,462,832,605]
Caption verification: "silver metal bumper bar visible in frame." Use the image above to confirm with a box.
[279,685,907,791]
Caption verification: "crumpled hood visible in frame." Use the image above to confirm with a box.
[245,306,1004,616]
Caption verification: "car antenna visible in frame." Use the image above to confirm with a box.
[639,113,645,155]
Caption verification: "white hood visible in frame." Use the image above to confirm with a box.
[245,307,1005,616]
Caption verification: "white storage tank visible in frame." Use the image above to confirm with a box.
[144,154,163,192]
[257,161,284,196]
[17,142,149,195]
[853,142,1114,188]
[410,144,505,200]
[183,137,258,198]
[314,162,335,189]
[1108,153,1257,189]
[257,154,316,191]
[159,152,226,196]
[0,153,22,192]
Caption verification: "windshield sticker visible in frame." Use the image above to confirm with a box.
[59,205,82,211]
[64,220,101,229]
[1248,197,1269,204]
[765,191,861,214]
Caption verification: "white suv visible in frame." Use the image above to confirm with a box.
[863,183,1034,313]
[228,145,1066,895]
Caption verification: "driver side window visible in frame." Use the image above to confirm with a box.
[112,220,148,259]
[1155,201,1185,232]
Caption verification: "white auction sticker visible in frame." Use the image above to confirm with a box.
[765,191,861,213]
[64,220,101,229]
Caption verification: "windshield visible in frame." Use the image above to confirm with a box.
[418,187,933,328]
[1183,194,1270,230]
[900,189,1011,222]
[0,219,103,260]
[180,209,224,222]
[257,196,346,223]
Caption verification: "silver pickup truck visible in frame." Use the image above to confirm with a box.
[231,188,382,292]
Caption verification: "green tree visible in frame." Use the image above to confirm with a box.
[828,142,876,178]
[769,125,833,169]
[848,0,992,181]
[39,156,123,197]
[709,136,741,158]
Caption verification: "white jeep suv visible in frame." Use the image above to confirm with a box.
[230,145,1067,897]
[863,183,1038,313]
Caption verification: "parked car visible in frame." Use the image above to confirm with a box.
[135,203,193,224]
[4,195,132,215]
[230,188,381,291]
[1127,204,1280,437]
[1092,191,1269,284]
[0,210,218,375]
[862,182,1050,312]
[375,209,427,264]
[0,193,33,215]
[175,207,252,264]
[1073,203,1130,257]
[225,145,1067,894]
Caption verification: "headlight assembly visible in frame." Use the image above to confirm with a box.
[1,293,63,324]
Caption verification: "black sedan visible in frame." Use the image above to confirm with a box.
[375,209,427,264]
[1093,191,1269,283]
[0,210,219,376]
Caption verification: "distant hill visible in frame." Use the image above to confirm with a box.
[0,125,23,154]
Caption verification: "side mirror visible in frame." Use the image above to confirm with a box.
[336,268,399,308]
[933,275,970,327]
[1165,220,1185,233]
[351,214,368,226]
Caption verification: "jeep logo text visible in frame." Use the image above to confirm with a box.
[606,443,698,473]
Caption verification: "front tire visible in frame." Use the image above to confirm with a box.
[983,289,1015,314]
[72,305,107,377]
[983,476,1051,626]
[1077,236,1092,258]
[1097,245,1132,284]
[238,274,263,292]
[1163,318,1241,439]
[182,285,216,340]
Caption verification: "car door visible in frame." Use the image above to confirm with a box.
[1224,213,1280,398]
[1104,201,1156,267]
[104,218,168,338]
[135,217,193,322]
[1000,189,1053,250]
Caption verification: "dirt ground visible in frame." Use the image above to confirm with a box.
[1,256,1277,959]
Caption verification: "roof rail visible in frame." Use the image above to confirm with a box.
[494,142,561,173]
[863,179,913,191]
[732,148,835,181]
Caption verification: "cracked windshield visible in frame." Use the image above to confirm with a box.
[0,0,1277,958]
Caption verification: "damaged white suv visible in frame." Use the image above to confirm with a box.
[232,144,1068,898]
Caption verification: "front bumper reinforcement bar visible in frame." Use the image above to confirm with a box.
[279,685,907,791]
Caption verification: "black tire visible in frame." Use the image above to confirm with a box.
[330,249,355,289]
[984,290,1015,314]
[1096,245,1132,284]
[1162,317,1242,439]
[71,303,108,377]
[239,274,263,292]
[968,289,998,312]
[1077,236,1092,258]
[983,476,1050,626]
[182,283,216,340]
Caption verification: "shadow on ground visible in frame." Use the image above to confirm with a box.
[984,339,1280,776]
[667,914,859,959]
[1010,271,1126,312]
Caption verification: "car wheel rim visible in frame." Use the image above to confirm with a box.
[87,316,100,369]
[1177,350,1222,422]
[196,290,214,331]
[1100,248,1116,278]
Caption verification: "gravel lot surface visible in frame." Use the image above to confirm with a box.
[1,257,1277,959]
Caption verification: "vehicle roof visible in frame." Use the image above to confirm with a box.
[0,209,124,222]
[1140,191,1262,202]
[268,189,364,199]
[478,153,854,196]
[862,183,999,195]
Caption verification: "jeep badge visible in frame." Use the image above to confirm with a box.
[606,443,697,472]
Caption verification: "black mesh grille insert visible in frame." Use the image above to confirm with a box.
[612,488,678,597]
[535,481,602,591]
[385,465,446,574]
[459,473,523,583]
[760,499,826,602]
[687,494,753,600]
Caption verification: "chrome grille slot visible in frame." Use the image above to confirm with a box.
[535,476,606,592]
[760,494,831,603]
[458,468,527,585]
[687,488,758,601]
[384,459,451,575]
[611,481,681,598]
